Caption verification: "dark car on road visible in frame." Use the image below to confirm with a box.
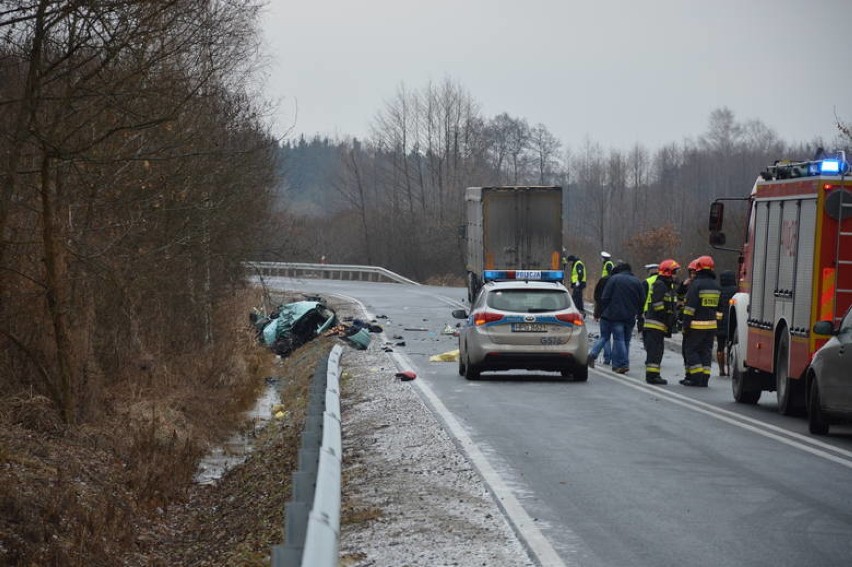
[806,306,852,435]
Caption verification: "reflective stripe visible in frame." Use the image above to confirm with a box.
[690,320,718,330]
[683,306,696,316]
[699,290,720,308]
[688,365,704,375]
[644,320,668,332]
[646,364,661,374]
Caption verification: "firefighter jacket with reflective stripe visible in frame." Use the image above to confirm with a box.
[644,276,677,333]
[571,260,587,288]
[681,271,722,330]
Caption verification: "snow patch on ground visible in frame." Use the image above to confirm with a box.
[338,343,534,566]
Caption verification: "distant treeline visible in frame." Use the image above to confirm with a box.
[269,80,848,282]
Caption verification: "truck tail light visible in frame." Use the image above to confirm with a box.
[474,311,504,326]
[556,312,584,325]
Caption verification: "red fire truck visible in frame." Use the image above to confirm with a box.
[709,152,852,414]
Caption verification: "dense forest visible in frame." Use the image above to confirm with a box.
[269,80,850,283]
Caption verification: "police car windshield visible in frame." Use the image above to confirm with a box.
[487,289,570,313]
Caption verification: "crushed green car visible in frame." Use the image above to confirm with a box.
[260,301,337,357]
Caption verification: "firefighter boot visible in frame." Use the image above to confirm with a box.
[646,374,668,385]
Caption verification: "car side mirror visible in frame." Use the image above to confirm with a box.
[812,320,836,336]
[709,231,726,246]
[451,309,468,320]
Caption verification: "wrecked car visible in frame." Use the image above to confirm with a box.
[260,301,337,357]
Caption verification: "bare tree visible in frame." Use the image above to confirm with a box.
[0,0,275,422]
[529,123,561,185]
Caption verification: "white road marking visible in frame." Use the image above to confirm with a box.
[330,291,571,567]
[592,367,852,469]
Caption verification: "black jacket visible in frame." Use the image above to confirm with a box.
[682,270,722,331]
[593,275,610,319]
[600,265,645,323]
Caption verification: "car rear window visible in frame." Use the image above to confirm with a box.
[487,289,571,312]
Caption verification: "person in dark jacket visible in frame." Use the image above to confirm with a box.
[589,273,613,365]
[716,270,737,376]
[595,262,644,373]
[681,256,722,387]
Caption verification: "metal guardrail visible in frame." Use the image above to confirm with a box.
[272,344,343,567]
[246,261,420,286]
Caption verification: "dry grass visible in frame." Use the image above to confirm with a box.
[0,288,328,566]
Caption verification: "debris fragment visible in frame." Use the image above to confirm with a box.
[395,370,416,381]
[429,350,460,362]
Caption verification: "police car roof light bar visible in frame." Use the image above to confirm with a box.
[483,269,564,283]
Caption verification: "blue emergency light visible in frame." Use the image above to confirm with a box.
[483,269,564,282]
[820,159,842,174]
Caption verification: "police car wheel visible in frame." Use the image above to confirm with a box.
[464,352,481,380]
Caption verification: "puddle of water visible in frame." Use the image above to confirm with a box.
[193,379,282,485]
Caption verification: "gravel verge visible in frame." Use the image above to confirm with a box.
[336,303,534,566]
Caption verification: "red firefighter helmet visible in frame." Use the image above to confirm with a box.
[687,259,699,272]
[658,259,680,277]
[695,255,715,271]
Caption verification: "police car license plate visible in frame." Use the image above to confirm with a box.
[512,323,547,332]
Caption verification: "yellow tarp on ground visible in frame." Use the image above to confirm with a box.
[429,349,459,362]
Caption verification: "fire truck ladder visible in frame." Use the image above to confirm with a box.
[833,186,852,323]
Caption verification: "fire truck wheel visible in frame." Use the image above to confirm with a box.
[807,378,830,435]
[774,332,802,416]
[731,334,760,405]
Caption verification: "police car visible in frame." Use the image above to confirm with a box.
[451,270,589,381]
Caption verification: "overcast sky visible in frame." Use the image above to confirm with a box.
[259,0,852,152]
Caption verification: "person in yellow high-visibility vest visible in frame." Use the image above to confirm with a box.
[600,251,614,278]
[637,263,659,336]
[564,254,586,314]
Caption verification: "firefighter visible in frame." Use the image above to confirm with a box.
[565,254,586,314]
[600,251,614,278]
[638,263,659,336]
[676,259,698,377]
[643,259,679,385]
[680,256,722,387]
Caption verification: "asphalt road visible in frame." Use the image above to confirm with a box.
[265,277,852,567]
